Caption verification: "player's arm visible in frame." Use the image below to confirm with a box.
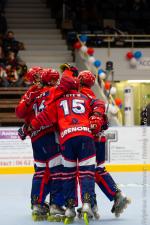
[30,102,57,130]
[90,99,105,116]
[89,99,106,134]
[15,85,40,118]
[46,75,80,105]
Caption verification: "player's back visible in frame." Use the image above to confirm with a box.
[56,90,93,144]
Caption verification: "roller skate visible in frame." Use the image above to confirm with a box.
[81,193,95,225]
[64,199,76,224]
[77,204,100,220]
[47,204,65,222]
[64,207,76,224]
[32,203,49,221]
[111,191,131,217]
[92,204,100,220]
[81,203,94,225]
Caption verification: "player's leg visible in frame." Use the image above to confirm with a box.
[61,138,78,223]
[95,140,119,200]
[95,139,131,217]
[78,136,97,220]
[30,132,60,220]
[31,163,50,221]
[48,159,65,221]
[34,132,65,221]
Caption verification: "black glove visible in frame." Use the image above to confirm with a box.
[18,124,28,140]
[101,114,109,131]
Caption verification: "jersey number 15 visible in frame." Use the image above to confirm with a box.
[60,99,85,115]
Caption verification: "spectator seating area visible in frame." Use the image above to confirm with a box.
[0,87,26,126]
[1,0,150,127]
[49,0,150,34]
[46,0,150,48]
[0,30,27,87]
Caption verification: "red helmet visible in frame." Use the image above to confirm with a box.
[41,68,60,85]
[78,70,95,87]
[26,67,43,83]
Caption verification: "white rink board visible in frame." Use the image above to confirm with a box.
[0,127,150,168]
[106,126,150,164]
[0,127,33,167]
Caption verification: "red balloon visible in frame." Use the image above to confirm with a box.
[87,47,94,55]
[73,41,82,49]
[115,98,122,106]
[126,51,133,60]
[104,81,111,90]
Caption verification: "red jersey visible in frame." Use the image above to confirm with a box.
[16,86,56,141]
[31,90,94,144]
[80,87,96,99]
[80,86,105,117]
[80,86,107,143]
[29,86,56,141]
[56,91,94,144]
[16,85,68,141]
[15,84,41,119]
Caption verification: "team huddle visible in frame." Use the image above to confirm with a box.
[15,64,130,225]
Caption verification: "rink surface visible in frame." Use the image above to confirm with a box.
[0,172,150,225]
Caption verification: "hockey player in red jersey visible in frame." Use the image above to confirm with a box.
[78,70,131,218]
[16,66,43,120]
[30,75,105,224]
[16,68,67,221]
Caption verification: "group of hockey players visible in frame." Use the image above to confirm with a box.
[15,63,130,225]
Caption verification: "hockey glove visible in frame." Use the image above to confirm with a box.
[89,115,104,135]
[101,114,109,131]
[18,124,28,140]
[70,66,79,77]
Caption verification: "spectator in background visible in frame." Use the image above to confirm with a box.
[0,11,7,35]
[0,46,7,86]
[5,51,27,87]
[3,31,25,57]
[0,64,8,87]
[0,45,6,66]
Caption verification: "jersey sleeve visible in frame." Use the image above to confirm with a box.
[90,99,105,116]
[31,102,57,130]
[80,87,96,99]
[15,85,41,119]
[15,93,30,118]
[46,75,80,105]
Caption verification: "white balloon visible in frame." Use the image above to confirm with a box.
[80,45,88,53]
[110,86,117,95]
[105,103,109,110]
[99,72,106,79]
[130,57,137,67]
[108,104,118,115]
[88,56,95,64]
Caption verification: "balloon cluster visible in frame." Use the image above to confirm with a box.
[73,34,123,115]
[126,50,142,68]
[74,35,104,76]
[104,81,123,114]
